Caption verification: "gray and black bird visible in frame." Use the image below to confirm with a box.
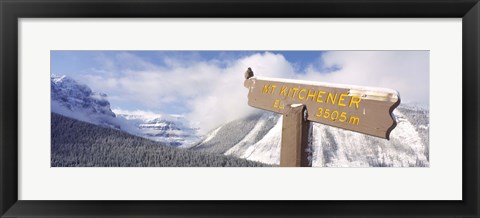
[244,67,254,79]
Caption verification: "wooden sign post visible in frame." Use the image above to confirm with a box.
[244,68,401,167]
[280,104,311,167]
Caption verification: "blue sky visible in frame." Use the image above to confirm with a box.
[51,51,327,77]
[51,51,330,113]
[51,50,429,132]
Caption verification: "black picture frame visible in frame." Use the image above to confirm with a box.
[1,0,479,217]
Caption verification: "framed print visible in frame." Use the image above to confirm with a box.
[1,0,479,217]
[47,50,427,168]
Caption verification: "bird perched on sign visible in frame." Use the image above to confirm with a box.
[245,67,254,79]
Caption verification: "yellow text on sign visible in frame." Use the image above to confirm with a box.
[314,107,360,125]
[271,99,361,126]
[262,84,361,109]
[273,99,284,109]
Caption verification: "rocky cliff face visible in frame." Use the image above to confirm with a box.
[51,74,198,147]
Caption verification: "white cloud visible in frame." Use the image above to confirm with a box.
[185,52,296,133]
[303,51,429,107]
[78,52,295,134]
[76,51,428,134]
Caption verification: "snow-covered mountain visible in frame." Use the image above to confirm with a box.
[51,75,198,147]
[191,105,429,167]
[115,113,199,147]
[51,74,119,128]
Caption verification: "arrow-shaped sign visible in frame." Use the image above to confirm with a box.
[244,70,400,139]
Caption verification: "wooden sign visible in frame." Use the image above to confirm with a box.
[244,71,400,139]
[279,104,311,167]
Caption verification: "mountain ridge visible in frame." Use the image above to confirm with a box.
[51,74,199,146]
[192,105,429,167]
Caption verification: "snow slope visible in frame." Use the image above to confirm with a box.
[194,105,429,167]
[189,112,279,153]
[115,113,199,147]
